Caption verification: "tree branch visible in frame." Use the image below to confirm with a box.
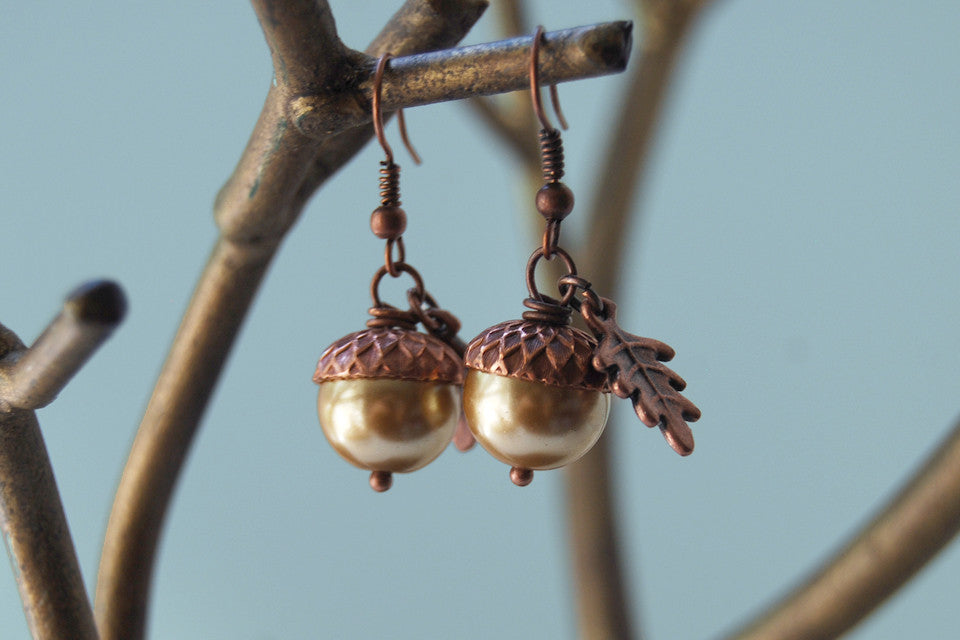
[0,410,100,640]
[565,438,638,640]
[0,281,127,412]
[724,417,960,640]
[457,4,695,639]
[94,3,489,639]
[466,97,539,166]
[495,0,528,38]
[0,281,125,640]
[564,2,711,639]
[581,1,701,286]
[291,23,633,139]
[249,0,350,93]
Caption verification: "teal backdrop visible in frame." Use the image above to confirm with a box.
[2,2,959,638]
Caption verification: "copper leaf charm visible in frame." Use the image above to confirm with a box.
[582,297,700,456]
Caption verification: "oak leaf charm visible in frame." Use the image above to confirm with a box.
[582,297,700,455]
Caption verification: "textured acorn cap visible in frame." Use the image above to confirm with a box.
[314,327,464,385]
[464,319,607,391]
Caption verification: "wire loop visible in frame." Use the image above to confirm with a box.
[370,260,425,309]
[525,246,578,307]
[529,26,568,133]
[384,237,406,276]
[541,220,561,259]
[372,54,421,166]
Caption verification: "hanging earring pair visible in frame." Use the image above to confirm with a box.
[462,27,701,486]
[314,34,700,491]
[313,54,468,492]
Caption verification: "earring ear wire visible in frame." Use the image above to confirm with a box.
[529,26,568,132]
[372,54,421,165]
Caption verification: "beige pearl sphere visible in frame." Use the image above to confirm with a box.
[463,370,610,470]
[317,378,459,473]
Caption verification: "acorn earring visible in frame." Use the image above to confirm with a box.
[313,54,466,492]
[462,27,701,486]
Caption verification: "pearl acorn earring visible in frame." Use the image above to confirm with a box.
[313,54,467,492]
[462,27,701,487]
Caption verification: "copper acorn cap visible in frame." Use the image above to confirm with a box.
[314,327,464,385]
[464,319,607,391]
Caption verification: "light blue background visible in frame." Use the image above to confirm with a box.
[2,2,959,638]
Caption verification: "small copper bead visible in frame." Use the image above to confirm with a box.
[369,470,393,492]
[510,467,534,487]
[370,205,407,239]
[535,183,574,221]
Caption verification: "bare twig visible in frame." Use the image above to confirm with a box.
[496,0,528,38]
[724,417,960,640]
[249,0,350,92]
[581,1,702,287]
[94,1,635,636]
[291,23,633,138]
[571,3,960,638]
[564,2,712,639]
[95,239,275,640]
[0,280,125,640]
[0,281,126,412]
[94,3,488,639]
[0,410,100,640]
[565,437,638,640]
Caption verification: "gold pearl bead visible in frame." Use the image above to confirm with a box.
[463,370,609,470]
[317,378,459,473]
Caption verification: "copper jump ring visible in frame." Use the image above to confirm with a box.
[407,289,442,332]
[526,246,578,307]
[370,261,425,308]
[557,274,603,315]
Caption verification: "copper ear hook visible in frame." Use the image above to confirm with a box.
[372,54,421,165]
[529,26,568,132]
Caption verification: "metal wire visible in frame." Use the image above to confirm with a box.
[529,26,569,132]
[372,54,421,165]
